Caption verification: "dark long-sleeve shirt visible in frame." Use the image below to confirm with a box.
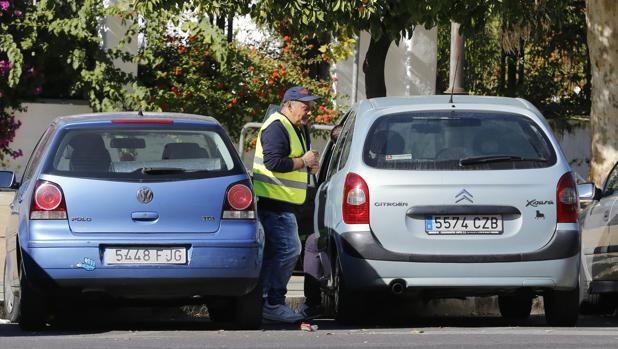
[257,119,308,213]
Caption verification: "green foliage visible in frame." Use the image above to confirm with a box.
[0,0,340,160]
[1,0,589,165]
[436,1,590,119]
[137,16,338,143]
[0,0,40,162]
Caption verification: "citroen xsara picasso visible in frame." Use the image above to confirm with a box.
[0,112,263,330]
[314,96,588,326]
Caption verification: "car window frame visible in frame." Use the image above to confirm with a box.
[317,112,351,184]
[361,110,557,171]
[336,112,356,171]
[325,131,346,182]
[602,161,618,196]
[21,125,56,184]
[40,124,245,182]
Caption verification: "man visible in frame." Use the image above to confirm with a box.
[252,86,320,323]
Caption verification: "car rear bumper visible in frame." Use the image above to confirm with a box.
[22,242,262,300]
[339,254,579,291]
[337,229,580,291]
[340,228,580,263]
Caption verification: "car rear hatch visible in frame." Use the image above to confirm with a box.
[367,169,559,255]
[39,119,248,234]
[46,176,236,233]
[360,109,562,255]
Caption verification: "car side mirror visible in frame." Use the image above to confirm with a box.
[577,183,599,202]
[0,170,17,189]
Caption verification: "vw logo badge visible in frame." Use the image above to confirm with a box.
[137,187,154,204]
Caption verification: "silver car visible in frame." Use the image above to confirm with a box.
[314,96,587,326]
[579,160,618,314]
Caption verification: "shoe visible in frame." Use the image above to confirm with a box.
[262,303,304,323]
[298,303,323,320]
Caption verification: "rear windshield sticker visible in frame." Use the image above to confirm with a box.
[385,154,412,161]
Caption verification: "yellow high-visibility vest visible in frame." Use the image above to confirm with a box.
[252,112,308,204]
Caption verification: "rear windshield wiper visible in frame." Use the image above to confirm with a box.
[459,155,547,166]
[137,167,188,175]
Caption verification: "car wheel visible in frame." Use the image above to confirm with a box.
[9,260,49,330]
[498,293,533,320]
[3,261,18,322]
[333,254,362,324]
[233,282,263,330]
[544,286,579,326]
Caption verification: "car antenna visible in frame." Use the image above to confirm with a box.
[448,54,460,105]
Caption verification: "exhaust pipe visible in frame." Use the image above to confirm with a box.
[389,279,407,295]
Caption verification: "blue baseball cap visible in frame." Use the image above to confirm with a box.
[282,86,321,103]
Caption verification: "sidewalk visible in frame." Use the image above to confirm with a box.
[286,275,305,310]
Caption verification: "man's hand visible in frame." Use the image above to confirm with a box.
[309,164,320,175]
[301,150,319,168]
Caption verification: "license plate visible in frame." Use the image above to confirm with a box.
[425,215,502,235]
[103,247,187,265]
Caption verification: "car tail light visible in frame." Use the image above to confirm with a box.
[222,181,255,219]
[556,172,578,223]
[343,172,369,224]
[30,180,67,220]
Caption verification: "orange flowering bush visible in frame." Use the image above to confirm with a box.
[139,29,341,144]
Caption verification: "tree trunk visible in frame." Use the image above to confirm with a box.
[586,0,618,185]
[498,49,506,94]
[226,12,234,43]
[363,35,392,98]
[216,14,226,31]
[506,54,517,96]
[518,40,524,87]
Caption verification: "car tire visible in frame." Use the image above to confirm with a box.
[580,293,618,315]
[233,282,263,330]
[498,293,533,320]
[5,260,49,331]
[2,261,18,322]
[333,254,362,324]
[544,286,579,326]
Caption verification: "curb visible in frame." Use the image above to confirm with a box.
[286,295,544,316]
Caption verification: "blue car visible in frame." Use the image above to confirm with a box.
[0,112,264,330]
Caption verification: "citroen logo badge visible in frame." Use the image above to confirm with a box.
[137,187,154,204]
[455,189,473,203]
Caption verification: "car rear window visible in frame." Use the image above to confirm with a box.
[363,111,557,171]
[43,124,244,181]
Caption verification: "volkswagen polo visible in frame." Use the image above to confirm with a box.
[0,112,264,330]
[314,96,588,326]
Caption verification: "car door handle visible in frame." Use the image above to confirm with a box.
[604,211,610,221]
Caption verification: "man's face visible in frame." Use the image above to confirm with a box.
[288,100,313,126]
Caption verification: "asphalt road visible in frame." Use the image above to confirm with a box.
[1,312,617,349]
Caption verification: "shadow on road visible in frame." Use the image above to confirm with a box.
[1,305,618,337]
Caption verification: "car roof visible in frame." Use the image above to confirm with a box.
[52,112,220,127]
[360,95,533,111]
[352,95,547,130]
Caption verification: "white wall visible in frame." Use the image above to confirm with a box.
[2,100,92,178]
[334,27,438,108]
[555,123,592,181]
